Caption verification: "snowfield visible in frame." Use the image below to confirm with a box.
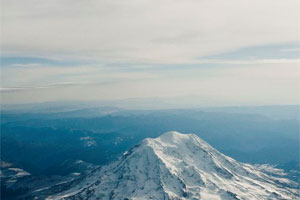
[47,131,299,200]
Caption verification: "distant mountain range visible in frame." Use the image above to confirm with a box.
[2,100,299,120]
[1,104,299,199]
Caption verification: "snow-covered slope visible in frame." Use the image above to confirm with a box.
[47,131,299,200]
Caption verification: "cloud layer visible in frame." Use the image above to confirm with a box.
[2,0,299,63]
[1,0,299,105]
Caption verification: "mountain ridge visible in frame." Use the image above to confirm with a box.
[48,131,299,200]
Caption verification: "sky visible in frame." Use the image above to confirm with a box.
[1,0,299,106]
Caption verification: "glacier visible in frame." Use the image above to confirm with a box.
[47,131,299,200]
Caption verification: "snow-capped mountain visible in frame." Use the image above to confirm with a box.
[47,131,299,200]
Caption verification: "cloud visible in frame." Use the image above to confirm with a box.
[1,60,298,105]
[280,48,300,52]
[2,0,299,63]
[198,58,300,65]
[0,63,159,90]
[0,82,81,93]
[1,0,299,105]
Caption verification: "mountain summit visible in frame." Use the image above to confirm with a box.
[49,131,299,200]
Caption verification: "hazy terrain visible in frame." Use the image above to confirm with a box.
[1,103,299,199]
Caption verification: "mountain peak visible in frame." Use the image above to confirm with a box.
[155,131,195,144]
[49,131,299,200]
[143,131,207,150]
[158,131,190,139]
